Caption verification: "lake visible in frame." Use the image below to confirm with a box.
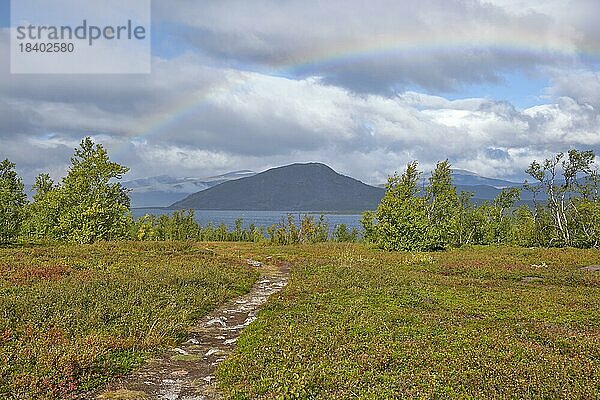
[131,209,364,232]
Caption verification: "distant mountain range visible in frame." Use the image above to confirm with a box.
[22,165,534,210]
[119,163,529,210]
[123,170,255,208]
[171,163,385,212]
[169,163,529,212]
[450,169,520,189]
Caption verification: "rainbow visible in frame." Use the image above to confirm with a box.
[120,31,600,155]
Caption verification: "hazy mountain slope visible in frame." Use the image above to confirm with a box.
[170,163,386,212]
[123,170,256,208]
[451,169,521,188]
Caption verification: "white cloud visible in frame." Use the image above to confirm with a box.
[548,69,600,108]
[6,66,599,183]
[152,0,593,93]
[2,3,600,185]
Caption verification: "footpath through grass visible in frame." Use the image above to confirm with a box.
[217,244,600,399]
[0,242,259,399]
[2,242,599,399]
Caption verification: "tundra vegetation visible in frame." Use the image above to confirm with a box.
[217,244,600,399]
[1,243,598,398]
[1,140,599,399]
[0,242,258,398]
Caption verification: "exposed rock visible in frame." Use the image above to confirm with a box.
[246,259,262,267]
[521,276,544,284]
[580,265,600,272]
[200,248,216,256]
[206,318,226,328]
[204,348,227,357]
[531,262,548,268]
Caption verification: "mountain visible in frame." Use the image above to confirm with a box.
[450,170,523,203]
[23,165,537,210]
[170,163,386,212]
[451,169,521,188]
[376,169,522,189]
[170,164,534,211]
[124,170,256,208]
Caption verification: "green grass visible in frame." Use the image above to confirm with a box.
[3,242,600,399]
[217,244,600,399]
[0,241,259,399]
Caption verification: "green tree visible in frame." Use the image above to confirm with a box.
[23,173,60,240]
[369,161,429,251]
[133,214,158,241]
[360,210,376,243]
[455,191,486,246]
[526,149,595,247]
[572,199,600,248]
[481,188,521,244]
[571,168,600,248]
[55,137,132,243]
[425,160,460,249]
[0,159,27,243]
[511,205,536,247]
[332,223,358,242]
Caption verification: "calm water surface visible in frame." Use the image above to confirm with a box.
[131,209,364,232]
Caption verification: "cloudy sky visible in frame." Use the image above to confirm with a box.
[2,0,600,184]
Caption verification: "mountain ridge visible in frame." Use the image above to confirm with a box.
[169,163,529,211]
[170,163,385,212]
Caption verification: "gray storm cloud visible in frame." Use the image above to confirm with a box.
[1,1,600,183]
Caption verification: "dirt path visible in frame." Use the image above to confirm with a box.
[98,262,290,400]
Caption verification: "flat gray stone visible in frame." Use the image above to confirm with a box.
[580,265,600,272]
[521,276,544,283]
[246,259,263,267]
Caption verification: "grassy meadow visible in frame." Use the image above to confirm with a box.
[0,242,259,399]
[1,242,599,399]
[217,244,600,399]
